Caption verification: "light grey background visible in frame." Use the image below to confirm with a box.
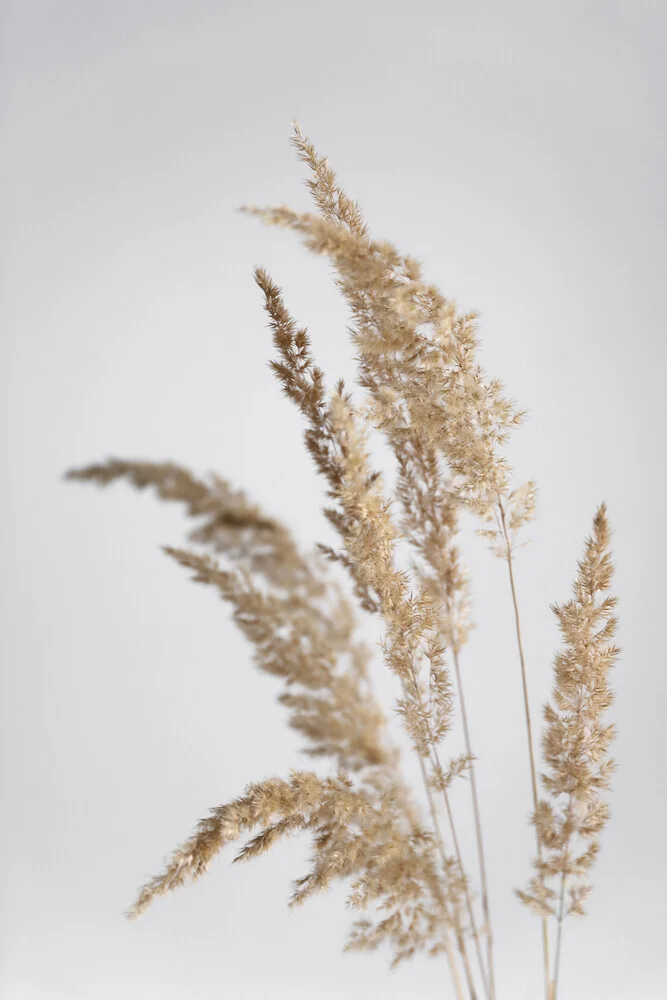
[1,2,666,998]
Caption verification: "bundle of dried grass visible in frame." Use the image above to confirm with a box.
[66,124,619,1000]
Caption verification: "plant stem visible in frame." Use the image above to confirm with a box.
[409,665,481,998]
[498,502,551,1000]
[418,756,469,1000]
[553,697,583,997]
[394,568,485,996]
[440,779,490,998]
[449,630,496,1000]
[552,863,568,1000]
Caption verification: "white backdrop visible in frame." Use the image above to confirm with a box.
[2,2,666,998]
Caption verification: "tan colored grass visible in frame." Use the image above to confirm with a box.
[516,504,619,999]
[66,123,619,1000]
